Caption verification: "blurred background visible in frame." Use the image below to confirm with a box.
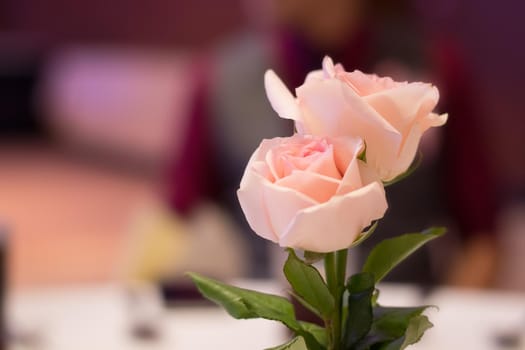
[1,0,525,348]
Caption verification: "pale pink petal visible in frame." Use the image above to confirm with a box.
[262,183,318,239]
[392,113,447,177]
[343,70,400,96]
[336,157,362,195]
[295,81,340,133]
[304,69,325,83]
[334,63,346,75]
[253,138,284,162]
[264,70,300,121]
[362,85,440,180]
[265,148,281,180]
[367,153,398,181]
[330,137,364,174]
[296,79,349,135]
[295,120,307,133]
[304,144,341,179]
[297,78,400,138]
[296,79,402,181]
[330,137,365,195]
[421,113,448,131]
[285,154,315,172]
[322,56,336,78]
[275,170,340,203]
[338,85,403,181]
[237,171,278,243]
[364,84,439,134]
[256,137,292,179]
[357,160,382,185]
[279,182,388,252]
[304,57,341,83]
[394,123,424,177]
[251,160,274,181]
[421,85,440,115]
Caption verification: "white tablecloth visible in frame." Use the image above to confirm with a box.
[7,281,525,350]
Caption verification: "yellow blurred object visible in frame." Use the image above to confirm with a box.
[124,206,190,282]
[122,203,249,284]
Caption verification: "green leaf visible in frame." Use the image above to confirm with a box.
[266,336,308,350]
[187,272,300,331]
[363,227,445,283]
[376,338,403,350]
[189,273,326,350]
[289,291,323,319]
[299,322,328,347]
[353,332,393,350]
[373,306,433,339]
[303,251,325,264]
[343,272,375,348]
[284,249,335,319]
[354,306,433,350]
[400,315,433,348]
[376,315,433,350]
[351,221,379,247]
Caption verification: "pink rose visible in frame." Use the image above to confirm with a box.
[237,134,387,252]
[264,56,448,181]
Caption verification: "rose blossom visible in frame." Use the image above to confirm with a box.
[237,134,387,252]
[264,56,448,181]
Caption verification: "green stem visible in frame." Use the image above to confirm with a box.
[324,252,337,294]
[324,252,336,349]
[333,249,348,349]
[336,249,348,290]
[324,249,348,350]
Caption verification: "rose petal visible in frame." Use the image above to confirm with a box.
[296,79,402,181]
[364,84,439,134]
[257,137,292,179]
[279,182,388,252]
[339,85,403,180]
[330,137,365,194]
[254,138,284,162]
[304,69,325,84]
[237,171,278,243]
[336,157,362,195]
[265,148,282,179]
[394,123,424,176]
[262,183,318,239]
[363,83,441,180]
[322,56,336,78]
[296,79,350,136]
[263,137,337,179]
[357,160,382,185]
[297,78,400,138]
[330,137,364,173]
[343,70,400,96]
[275,170,340,203]
[390,112,445,178]
[251,160,274,181]
[264,70,300,121]
[421,112,448,130]
[304,144,341,179]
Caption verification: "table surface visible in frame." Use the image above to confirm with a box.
[7,280,525,350]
